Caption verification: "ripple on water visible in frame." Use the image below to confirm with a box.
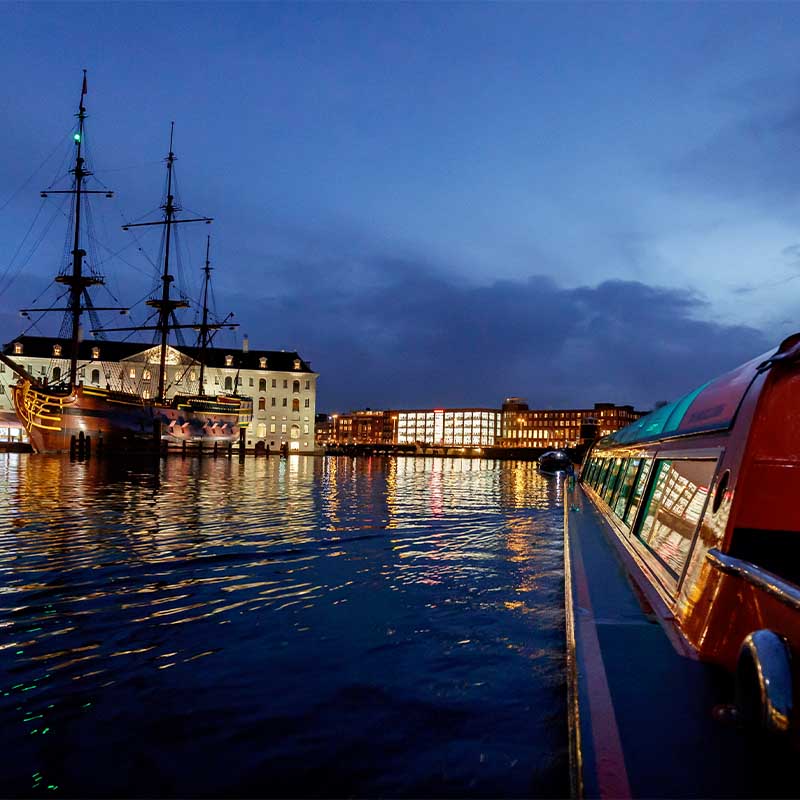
[0,453,567,797]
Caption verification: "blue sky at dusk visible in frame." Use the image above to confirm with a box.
[1,2,799,412]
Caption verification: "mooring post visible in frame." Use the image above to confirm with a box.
[70,434,77,460]
[78,431,85,460]
[182,440,187,459]
[85,435,91,459]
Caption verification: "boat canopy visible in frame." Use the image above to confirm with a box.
[596,343,789,448]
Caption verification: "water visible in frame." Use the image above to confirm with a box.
[0,453,568,798]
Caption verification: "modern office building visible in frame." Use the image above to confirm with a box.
[0,335,318,452]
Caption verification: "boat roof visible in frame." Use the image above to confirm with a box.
[596,334,800,448]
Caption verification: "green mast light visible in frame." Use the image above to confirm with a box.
[74,133,81,142]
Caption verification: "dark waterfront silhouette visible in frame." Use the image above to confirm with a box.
[0,454,567,797]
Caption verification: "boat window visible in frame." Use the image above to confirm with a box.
[635,459,715,577]
[612,459,641,520]
[601,458,624,501]
[624,459,653,525]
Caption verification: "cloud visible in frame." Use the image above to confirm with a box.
[224,252,772,414]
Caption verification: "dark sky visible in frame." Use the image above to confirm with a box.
[1,3,798,413]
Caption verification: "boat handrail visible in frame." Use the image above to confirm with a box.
[706,549,800,612]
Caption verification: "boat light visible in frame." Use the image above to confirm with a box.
[74,133,81,143]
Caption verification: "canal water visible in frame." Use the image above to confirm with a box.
[0,454,568,798]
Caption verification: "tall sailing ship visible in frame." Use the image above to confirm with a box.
[0,74,252,453]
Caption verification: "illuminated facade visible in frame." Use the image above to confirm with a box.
[322,400,640,450]
[498,399,640,449]
[0,335,318,452]
[395,409,500,447]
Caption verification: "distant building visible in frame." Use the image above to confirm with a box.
[395,408,500,447]
[320,399,641,449]
[497,399,641,449]
[0,335,318,453]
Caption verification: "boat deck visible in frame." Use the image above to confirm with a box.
[565,480,795,799]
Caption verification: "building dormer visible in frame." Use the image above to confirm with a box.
[225,354,234,367]
[52,343,62,357]
[293,359,301,370]
[91,346,100,360]
[13,342,22,355]
[259,356,267,369]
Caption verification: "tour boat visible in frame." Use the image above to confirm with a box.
[0,74,250,453]
[565,333,800,796]
[538,449,574,475]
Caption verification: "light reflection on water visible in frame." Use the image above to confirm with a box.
[0,453,567,797]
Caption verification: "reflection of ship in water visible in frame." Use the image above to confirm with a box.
[0,74,250,453]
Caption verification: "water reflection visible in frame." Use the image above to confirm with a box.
[0,453,567,798]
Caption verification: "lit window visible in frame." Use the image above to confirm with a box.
[143,388,150,399]
[53,344,62,357]
[257,423,266,438]
[259,357,267,369]
[91,346,100,359]
[293,359,301,370]
[290,424,300,439]
[143,369,151,380]
[129,367,136,379]
[13,342,22,355]
[269,423,276,433]
[281,423,287,433]
[225,354,233,367]
[190,370,196,382]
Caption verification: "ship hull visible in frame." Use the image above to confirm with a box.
[11,379,249,454]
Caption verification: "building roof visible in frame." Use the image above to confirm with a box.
[2,335,315,374]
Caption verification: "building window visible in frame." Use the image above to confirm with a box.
[0,384,4,394]
[129,367,136,379]
[269,423,276,433]
[283,379,288,389]
[282,398,287,407]
[271,397,276,407]
[281,423,287,433]
[143,388,150,399]
[305,380,310,390]
[292,399,299,412]
[190,370,196,382]
[293,359,301,370]
[259,378,267,391]
[271,379,276,388]
[143,369,151,380]
[237,377,242,385]
[225,354,233,367]
[259,357,267,369]
[290,424,300,439]
[214,376,220,385]
[40,365,46,375]
[91,369,100,385]
[303,423,309,434]
[249,377,254,387]
[304,399,310,408]
[52,367,61,381]
[13,342,22,355]
[224,376,233,391]
[91,346,100,360]
[52,344,62,357]
[257,423,266,438]
[292,380,300,393]
[258,397,266,411]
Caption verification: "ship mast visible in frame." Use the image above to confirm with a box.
[118,124,212,403]
[44,71,115,386]
[197,236,212,394]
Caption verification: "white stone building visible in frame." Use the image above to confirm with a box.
[0,336,318,452]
